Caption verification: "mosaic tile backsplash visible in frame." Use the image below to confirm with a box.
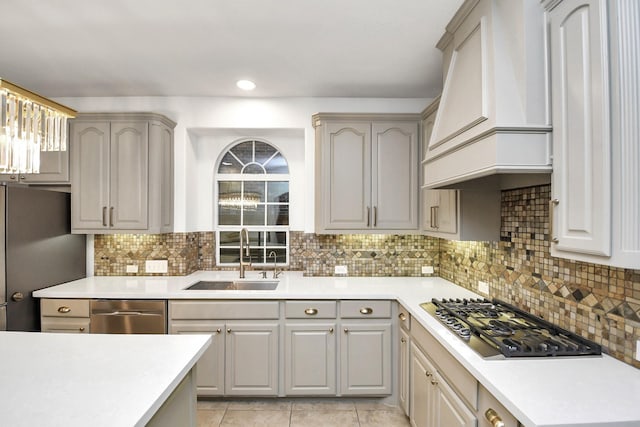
[93,184,640,367]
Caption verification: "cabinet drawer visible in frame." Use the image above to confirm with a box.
[478,385,520,427]
[169,300,279,320]
[41,317,90,333]
[340,300,391,318]
[41,299,90,318]
[398,304,411,330]
[285,301,337,318]
[412,320,478,410]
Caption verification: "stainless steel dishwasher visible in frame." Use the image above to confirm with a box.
[90,300,167,334]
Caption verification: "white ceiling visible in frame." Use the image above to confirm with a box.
[1,0,463,98]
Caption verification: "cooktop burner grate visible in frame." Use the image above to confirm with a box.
[421,298,602,359]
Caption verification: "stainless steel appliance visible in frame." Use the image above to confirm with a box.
[0,185,86,331]
[422,298,601,359]
[90,300,167,334]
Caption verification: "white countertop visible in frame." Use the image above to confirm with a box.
[34,271,640,427]
[0,332,211,427]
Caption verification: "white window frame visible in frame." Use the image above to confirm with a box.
[214,140,290,267]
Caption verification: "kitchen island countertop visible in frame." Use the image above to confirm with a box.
[0,331,211,427]
[34,271,640,427]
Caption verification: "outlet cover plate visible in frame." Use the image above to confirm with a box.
[334,265,348,275]
[478,281,490,294]
[421,266,434,274]
[145,260,168,274]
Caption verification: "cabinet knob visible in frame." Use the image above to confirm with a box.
[79,327,85,332]
[227,328,231,334]
[398,313,407,321]
[57,306,71,313]
[343,328,349,333]
[359,307,373,315]
[485,409,505,427]
[425,371,432,377]
[11,292,24,302]
[304,308,318,315]
[400,337,406,343]
[430,378,438,386]
[9,175,16,180]
[216,328,221,334]
[329,328,334,334]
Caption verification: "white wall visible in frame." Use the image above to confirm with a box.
[54,96,429,232]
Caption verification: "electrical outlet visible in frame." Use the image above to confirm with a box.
[421,266,434,274]
[334,265,348,276]
[126,265,138,274]
[478,281,490,294]
[145,260,168,274]
[636,340,640,362]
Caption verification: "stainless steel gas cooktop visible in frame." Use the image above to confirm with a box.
[421,298,602,359]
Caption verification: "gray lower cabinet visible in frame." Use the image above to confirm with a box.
[40,298,90,333]
[339,300,392,396]
[169,301,280,397]
[409,341,475,427]
[284,322,337,395]
[398,306,411,416]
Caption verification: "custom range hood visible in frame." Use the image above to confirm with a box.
[422,0,552,189]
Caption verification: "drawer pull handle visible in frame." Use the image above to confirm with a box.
[549,199,559,243]
[58,306,71,314]
[398,313,407,321]
[430,378,438,386]
[359,307,373,315]
[425,371,432,377]
[485,409,505,427]
[79,327,85,332]
[304,308,318,315]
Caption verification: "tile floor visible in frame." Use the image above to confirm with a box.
[197,398,411,427]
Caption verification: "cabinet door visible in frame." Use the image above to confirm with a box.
[433,371,476,427]
[225,322,279,396]
[548,0,611,256]
[170,322,225,396]
[372,122,418,229]
[399,327,410,416]
[340,322,391,395]
[110,121,149,230]
[423,189,457,234]
[285,322,337,395]
[321,122,371,229]
[71,121,111,230]
[410,342,435,427]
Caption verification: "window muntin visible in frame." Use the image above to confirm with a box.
[215,140,289,267]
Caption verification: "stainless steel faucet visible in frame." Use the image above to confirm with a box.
[239,228,251,278]
[268,251,282,279]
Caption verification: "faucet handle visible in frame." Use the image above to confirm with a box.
[259,271,267,279]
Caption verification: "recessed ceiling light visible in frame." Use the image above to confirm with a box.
[236,80,256,91]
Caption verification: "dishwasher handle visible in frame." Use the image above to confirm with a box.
[93,310,163,316]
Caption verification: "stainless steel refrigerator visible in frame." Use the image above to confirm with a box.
[0,184,86,331]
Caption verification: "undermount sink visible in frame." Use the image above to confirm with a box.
[185,280,279,291]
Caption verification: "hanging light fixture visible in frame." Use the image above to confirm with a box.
[0,78,76,174]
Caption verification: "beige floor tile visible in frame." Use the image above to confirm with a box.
[290,409,359,427]
[357,409,411,427]
[197,409,226,427]
[354,399,404,412]
[227,399,292,411]
[220,409,290,427]
[291,398,356,411]
[198,399,230,410]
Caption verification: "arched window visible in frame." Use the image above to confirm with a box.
[215,139,289,266]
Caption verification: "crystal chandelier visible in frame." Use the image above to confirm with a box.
[0,79,76,174]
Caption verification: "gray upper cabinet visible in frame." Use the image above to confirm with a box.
[0,149,70,184]
[313,113,419,234]
[544,0,640,268]
[70,113,175,234]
